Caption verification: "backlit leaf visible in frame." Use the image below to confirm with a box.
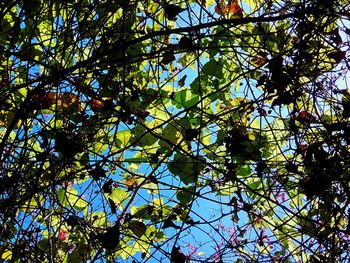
[108,188,131,209]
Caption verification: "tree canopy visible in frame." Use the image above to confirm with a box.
[1,0,350,262]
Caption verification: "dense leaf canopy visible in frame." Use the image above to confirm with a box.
[1,0,350,262]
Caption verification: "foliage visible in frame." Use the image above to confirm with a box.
[0,0,350,262]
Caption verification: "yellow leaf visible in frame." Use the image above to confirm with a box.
[244,0,259,12]
[248,132,256,141]
[205,0,215,7]
[1,250,12,260]
[22,195,44,212]
[250,119,261,129]
[152,198,164,207]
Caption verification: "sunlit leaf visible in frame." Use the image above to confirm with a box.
[108,188,131,209]
[1,250,12,260]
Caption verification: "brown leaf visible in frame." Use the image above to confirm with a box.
[108,198,117,213]
[128,221,147,238]
[227,0,243,17]
[178,37,193,49]
[95,224,120,250]
[134,110,150,120]
[89,99,104,111]
[161,51,175,64]
[327,50,346,63]
[215,0,227,15]
[90,165,106,181]
[215,0,242,17]
[328,28,342,45]
[102,179,114,194]
[171,246,187,263]
[164,4,185,20]
[296,111,316,123]
[251,56,267,67]
[32,92,83,113]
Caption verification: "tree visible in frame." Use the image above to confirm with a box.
[0,0,350,262]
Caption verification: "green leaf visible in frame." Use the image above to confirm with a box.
[159,123,178,152]
[115,129,131,148]
[132,205,153,220]
[57,188,88,212]
[237,165,251,177]
[90,212,107,227]
[168,153,205,185]
[108,188,130,209]
[173,89,199,108]
[144,225,167,242]
[131,124,158,146]
[202,59,224,78]
[176,186,195,205]
[92,141,109,154]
